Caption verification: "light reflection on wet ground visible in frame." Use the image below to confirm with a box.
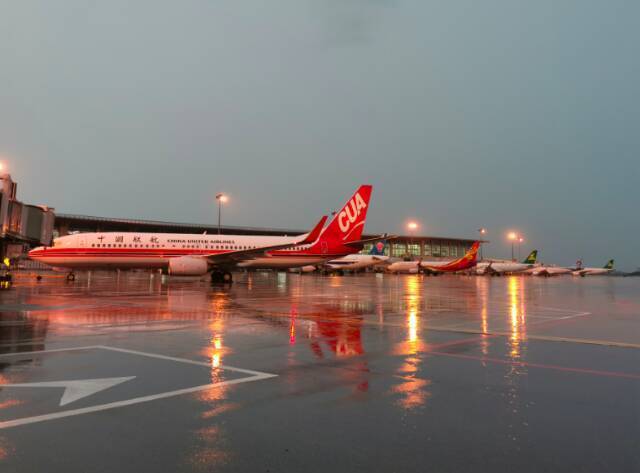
[0,271,639,472]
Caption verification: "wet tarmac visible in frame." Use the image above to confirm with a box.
[0,271,639,472]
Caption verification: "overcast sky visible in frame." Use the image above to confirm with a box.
[1,1,638,268]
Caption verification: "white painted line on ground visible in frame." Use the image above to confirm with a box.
[3,377,136,406]
[519,334,640,349]
[0,345,278,430]
[0,345,102,357]
[536,305,592,314]
[0,375,274,430]
[96,345,274,377]
[548,311,592,321]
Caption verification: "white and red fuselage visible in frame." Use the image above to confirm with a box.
[29,232,345,270]
[386,242,480,274]
[29,185,375,275]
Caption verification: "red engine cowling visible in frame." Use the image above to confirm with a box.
[168,256,209,276]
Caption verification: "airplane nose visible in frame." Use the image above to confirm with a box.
[28,246,44,258]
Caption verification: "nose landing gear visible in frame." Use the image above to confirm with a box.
[0,271,11,289]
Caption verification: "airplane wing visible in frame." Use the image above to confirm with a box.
[205,216,327,266]
[344,234,396,248]
[478,262,493,274]
[372,256,389,262]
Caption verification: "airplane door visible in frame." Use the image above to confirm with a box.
[321,241,328,254]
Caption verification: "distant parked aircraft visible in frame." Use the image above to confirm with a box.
[386,242,480,274]
[572,259,615,277]
[421,241,480,274]
[475,250,538,275]
[528,265,573,277]
[321,240,390,274]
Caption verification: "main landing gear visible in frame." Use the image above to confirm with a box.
[211,271,233,284]
[0,271,11,289]
[66,272,76,282]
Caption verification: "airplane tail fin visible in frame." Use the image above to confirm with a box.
[522,250,538,265]
[450,241,480,267]
[421,241,480,272]
[369,240,387,256]
[465,241,481,262]
[604,259,615,270]
[313,185,373,249]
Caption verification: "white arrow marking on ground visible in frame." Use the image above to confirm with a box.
[2,377,136,406]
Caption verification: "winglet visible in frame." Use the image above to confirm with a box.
[298,216,328,245]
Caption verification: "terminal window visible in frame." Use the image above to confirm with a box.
[407,244,420,256]
[392,244,407,257]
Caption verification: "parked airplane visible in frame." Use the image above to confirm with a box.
[475,250,538,275]
[385,259,420,274]
[528,265,572,277]
[386,242,480,274]
[572,259,615,277]
[291,240,390,274]
[320,240,390,274]
[421,241,480,274]
[29,185,379,283]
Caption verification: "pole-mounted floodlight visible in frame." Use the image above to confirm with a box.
[216,193,228,235]
[478,228,487,260]
[507,232,518,261]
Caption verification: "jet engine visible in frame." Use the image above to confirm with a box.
[168,256,209,276]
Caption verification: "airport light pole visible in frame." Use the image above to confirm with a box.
[518,237,524,261]
[507,232,517,261]
[477,228,486,261]
[407,221,419,258]
[216,193,228,235]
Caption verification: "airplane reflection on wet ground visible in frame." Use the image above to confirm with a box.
[0,271,639,472]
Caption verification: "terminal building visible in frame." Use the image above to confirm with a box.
[0,174,55,259]
[54,214,478,260]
